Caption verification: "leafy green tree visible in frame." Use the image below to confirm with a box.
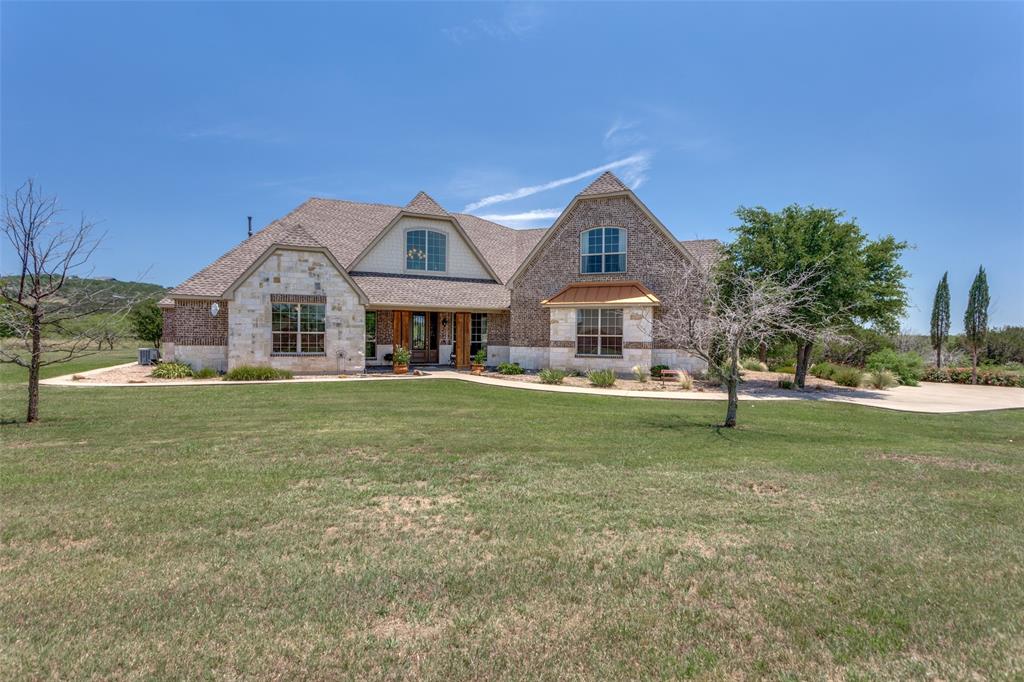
[129,300,164,347]
[728,205,909,387]
[984,326,1024,365]
[930,272,951,367]
[963,266,990,384]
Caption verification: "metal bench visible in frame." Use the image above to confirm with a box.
[658,369,683,385]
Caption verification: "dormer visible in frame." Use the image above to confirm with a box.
[349,192,498,281]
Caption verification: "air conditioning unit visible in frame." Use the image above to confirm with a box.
[138,348,160,365]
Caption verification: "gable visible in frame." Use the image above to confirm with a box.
[349,215,494,280]
[512,192,690,290]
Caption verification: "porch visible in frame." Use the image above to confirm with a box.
[364,309,508,369]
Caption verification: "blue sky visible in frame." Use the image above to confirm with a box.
[3,1,1021,331]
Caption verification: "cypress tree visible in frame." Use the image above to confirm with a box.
[929,272,950,367]
[963,266,990,385]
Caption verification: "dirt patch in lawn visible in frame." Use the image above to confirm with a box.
[878,453,1009,472]
[732,480,788,495]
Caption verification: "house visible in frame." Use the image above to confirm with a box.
[160,171,715,375]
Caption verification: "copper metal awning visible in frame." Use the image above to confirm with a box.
[541,280,660,307]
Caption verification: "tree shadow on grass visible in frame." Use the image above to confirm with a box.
[637,414,740,441]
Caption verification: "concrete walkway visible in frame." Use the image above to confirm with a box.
[41,363,1024,414]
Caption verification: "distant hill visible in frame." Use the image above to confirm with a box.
[0,276,169,340]
[0,275,167,306]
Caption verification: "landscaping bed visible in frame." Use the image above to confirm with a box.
[485,367,860,395]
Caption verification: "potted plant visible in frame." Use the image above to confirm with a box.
[392,345,411,374]
[471,347,488,375]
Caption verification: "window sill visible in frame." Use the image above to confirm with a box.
[270,353,327,357]
[574,354,624,359]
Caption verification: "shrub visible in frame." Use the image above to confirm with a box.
[865,369,898,389]
[150,362,193,379]
[632,365,649,383]
[865,349,924,386]
[587,369,617,388]
[473,348,488,365]
[650,364,670,378]
[921,366,1024,387]
[811,362,837,380]
[223,365,293,381]
[831,366,863,387]
[777,377,795,390]
[770,364,797,374]
[538,368,567,385]
[741,357,768,372]
[497,362,523,375]
[677,372,693,390]
[193,367,219,379]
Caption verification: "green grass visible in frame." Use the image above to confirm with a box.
[0,348,137,384]
[1,378,1022,679]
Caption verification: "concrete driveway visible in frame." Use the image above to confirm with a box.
[43,363,1024,414]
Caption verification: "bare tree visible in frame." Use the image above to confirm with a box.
[652,251,830,428]
[1,180,136,422]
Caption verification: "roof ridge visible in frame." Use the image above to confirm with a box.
[404,191,448,217]
[578,171,629,196]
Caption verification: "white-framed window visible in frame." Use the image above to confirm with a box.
[580,227,626,274]
[576,308,623,357]
[272,303,325,354]
[406,229,447,272]
[470,313,487,357]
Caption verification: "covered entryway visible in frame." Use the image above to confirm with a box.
[376,309,499,370]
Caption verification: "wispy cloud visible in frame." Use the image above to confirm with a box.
[443,3,544,44]
[603,118,644,148]
[478,208,562,226]
[464,153,651,212]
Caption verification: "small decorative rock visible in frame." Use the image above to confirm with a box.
[71,374,87,381]
[413,369,424,376]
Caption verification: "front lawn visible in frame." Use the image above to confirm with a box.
[1,380,1022,678]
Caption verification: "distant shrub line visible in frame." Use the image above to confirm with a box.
[922,367,1023,387]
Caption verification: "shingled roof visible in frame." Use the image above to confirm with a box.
[679,239,721,263]
[404,191,448,217]
[169,194,543,299]
[350,272,511,309]
[169,175,715,305]
[578,171,630,196]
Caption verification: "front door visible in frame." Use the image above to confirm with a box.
[409,312,439,364]
[454,312,471,369]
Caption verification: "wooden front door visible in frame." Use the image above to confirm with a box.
[406,311,440,365]
[392,310,411,365]
[454,312,471,369]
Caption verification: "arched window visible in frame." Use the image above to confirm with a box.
[580,227,626,274]
[406,229,447,272]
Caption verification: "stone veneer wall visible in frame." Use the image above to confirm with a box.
[228,248,365,373]
[547,305,653,373]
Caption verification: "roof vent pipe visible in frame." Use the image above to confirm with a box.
[247,216,253,238]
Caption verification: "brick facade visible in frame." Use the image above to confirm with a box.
[170,299,229,346]
[487,311,509,345]
[376,310,394,344]
[161,307,175,342]
[509,195,690,349]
